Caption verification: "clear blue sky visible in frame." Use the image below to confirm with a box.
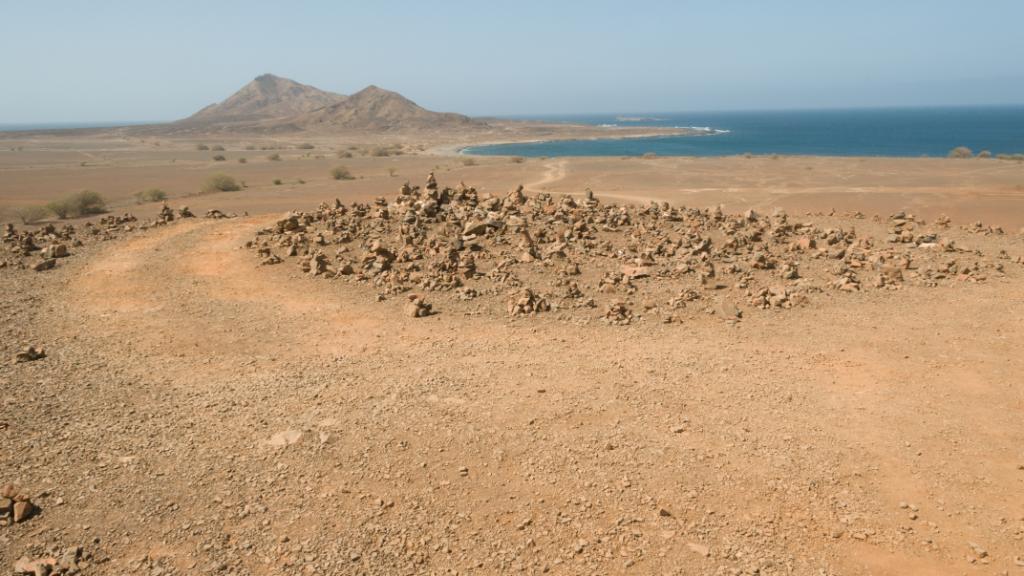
[2,0,1023,123]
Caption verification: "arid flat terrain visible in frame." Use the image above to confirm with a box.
[2,132,1023,229]
[2,130,1024,576]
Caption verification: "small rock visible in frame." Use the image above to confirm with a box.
[32,258,56,272]
[13,556,55,575]
[686,542,710,557]
[267,430,302,447]
[12,500,34,523]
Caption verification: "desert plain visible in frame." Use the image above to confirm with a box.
[1,121,1024,576]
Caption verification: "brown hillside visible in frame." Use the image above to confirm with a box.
[182,74,346,124]
[296,85,480,130]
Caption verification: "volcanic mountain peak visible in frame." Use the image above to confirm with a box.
[184,74,346,124]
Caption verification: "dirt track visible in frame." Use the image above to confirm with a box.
[2,210,1023,575]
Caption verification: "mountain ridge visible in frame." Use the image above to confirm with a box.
[181,74,480,132]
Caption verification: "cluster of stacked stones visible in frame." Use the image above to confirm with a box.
[1,204,233,272]
[247,173,1016,324]
[0,484,35,527]
[1,215,137,271]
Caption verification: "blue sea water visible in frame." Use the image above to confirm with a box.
[464,106,1024,158]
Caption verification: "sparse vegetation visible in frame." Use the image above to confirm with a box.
[212,154,226,162]
[996,153,1024,161]
[388,168,398,177]
[201,174,241,194]
[273,179,283,186]
[331,165,355,180]
[268,153,282,161]
[134,188,168,204]
[370,144,404,157]
[196,144,209,151]
[948,146,974,159]
[462,157,477,166]
[642,152,657,159]
[978,150,992,159]
[296,143,315,150]
[510,156,526,164]
[46,190,107,219]
[238,157,247,164]
[13,205,51,225]
[337,150,353,159]
[211,145,225,152]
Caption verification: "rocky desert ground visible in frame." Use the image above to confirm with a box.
[2,130,1024,576]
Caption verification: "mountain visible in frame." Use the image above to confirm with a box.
[179,75,480,132]
[183,74,346,124]
[295,85,478,130]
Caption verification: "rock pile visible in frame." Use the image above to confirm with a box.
[12,547,84,576]
[404,294,432,318]
[0,484,36,526]
[204,209,236,219]
[1,205,227,271]
[241,175,1016,324]
[12,346,45,364]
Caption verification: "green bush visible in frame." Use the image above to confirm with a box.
[46,200,70,219]
[46,190,107,219]
[201,174,241,194]
[13,205,51,224]
[238,157,247,164]
[273,179,283,186]
[135,188,168,204]
[331,165,355,180]
[948,146,973,159]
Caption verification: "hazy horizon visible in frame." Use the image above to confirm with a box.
[3,0,1024,124]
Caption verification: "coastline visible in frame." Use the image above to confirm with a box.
[433,127,699,156]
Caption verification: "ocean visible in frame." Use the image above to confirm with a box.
[464,106,1024,158]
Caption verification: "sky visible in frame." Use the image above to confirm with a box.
[2,0,1023,123]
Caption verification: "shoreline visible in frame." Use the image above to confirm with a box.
[437,128,698,156]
